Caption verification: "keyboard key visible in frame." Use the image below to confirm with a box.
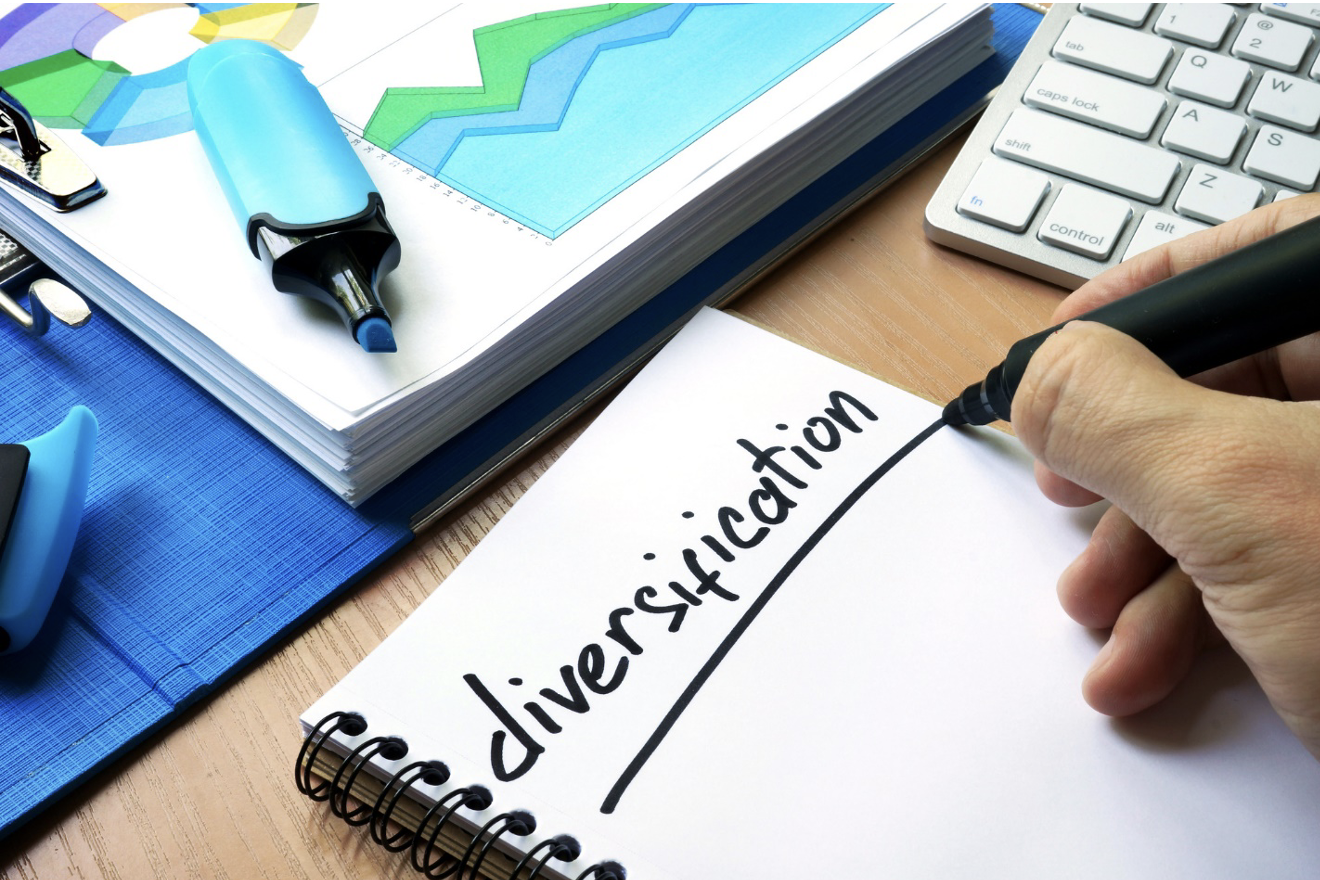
[1155,4,1236,48]
[993,109,1181,203]
[1275,189,1304,201]
[1038,184,1132,259]
[1247,69,1320,130]
[956,158,1051,232]
[1080,4,1153,27]
[1232,12,1313,71]
[1243,125,1320,188]
[1168,49,1252,106]
[1122,211,1208,261]
[1053,15,1173,83]
[1260,4,1320,28]
[1024,60,1167,137]
[1175,164,1264,223]
[1161,101,1247,163]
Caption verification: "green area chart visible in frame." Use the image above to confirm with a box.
[362,3,885,239]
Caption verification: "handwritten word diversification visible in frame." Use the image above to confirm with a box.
[464,390,880,783]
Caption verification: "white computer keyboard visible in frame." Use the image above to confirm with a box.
[925,3,1320,288]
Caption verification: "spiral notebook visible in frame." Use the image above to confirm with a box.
[298,308,1320,879]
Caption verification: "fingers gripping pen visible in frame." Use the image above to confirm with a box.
[187,40,400,353]
[943,214,1320,426]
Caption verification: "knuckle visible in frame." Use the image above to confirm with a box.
[1013,326,1099,463]
[1013,324,1154,479]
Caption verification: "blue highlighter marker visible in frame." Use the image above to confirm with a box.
[187,40,401,353]
[0,407,97,654]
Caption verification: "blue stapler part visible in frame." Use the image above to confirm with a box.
[0,406,97,654]
[187,40,400,352]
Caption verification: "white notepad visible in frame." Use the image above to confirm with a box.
[301,308,1320,879]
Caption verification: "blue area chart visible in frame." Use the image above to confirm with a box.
[398,4,886,239]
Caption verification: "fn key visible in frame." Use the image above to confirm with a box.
[957,158,1051,232]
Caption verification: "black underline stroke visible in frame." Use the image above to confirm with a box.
[600,418,947,813]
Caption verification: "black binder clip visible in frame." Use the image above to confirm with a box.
[0,229,89,336]
[0,87,105,212]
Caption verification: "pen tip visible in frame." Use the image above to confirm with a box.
[355,317,396,353]
[940,398,966,427]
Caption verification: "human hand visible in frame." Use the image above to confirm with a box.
[1011,194,1320,759]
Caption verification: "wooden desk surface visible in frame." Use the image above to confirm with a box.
[1,134,1064,879]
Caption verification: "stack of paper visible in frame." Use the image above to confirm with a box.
[0,3,994,503]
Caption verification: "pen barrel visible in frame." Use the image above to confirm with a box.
[974,213,1320,423]
[187,39,378,252]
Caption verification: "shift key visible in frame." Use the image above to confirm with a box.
[993,109,1181,203]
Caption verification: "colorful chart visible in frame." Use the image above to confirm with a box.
[366,4,885,238]
[365,5,665,151]
[0,3,317,145]
[0,3,886,239]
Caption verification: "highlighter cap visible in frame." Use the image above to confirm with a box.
[187,39,378,253]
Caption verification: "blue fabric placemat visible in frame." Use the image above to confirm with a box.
[0,309,413,839]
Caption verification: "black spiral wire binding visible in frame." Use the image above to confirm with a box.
[370,760,452,851]
[295,711,368,800]
[573,861,627,880]
[459,809,535,880]
[297,711,629,880]
[412,785,495,878]
[508,835,582,880]
[330,735,410,824]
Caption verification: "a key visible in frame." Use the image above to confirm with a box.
[1161,101,1247,163]
[1122,211,1208,261]
[1168,49,1253,107]
[1243,125,1320,189]
[1260,4,1320,28]
[1024,61,1167,137]
[956,158,1052,232]
[1079,4,1153,27]
[1155,4,1236,49]
[1174,164,1264,223]
[1247,69,1320,131]
[993,109,1181,203]
[1275,189,1304,201]
[1037,183,1132,259]
[1053,15,1173,84]
[1232,12,1313,71]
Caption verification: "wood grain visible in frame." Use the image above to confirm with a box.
[0,133,1064,879]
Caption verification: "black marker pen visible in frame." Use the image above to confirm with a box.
[943,213,1320,427]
